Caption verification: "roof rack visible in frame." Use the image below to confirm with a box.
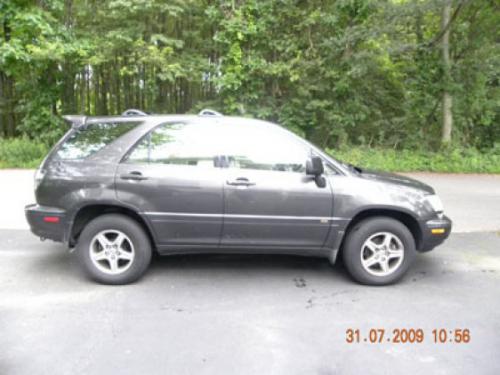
[62,115,87,128]
[198,108,223,117]
[122,109,148,116]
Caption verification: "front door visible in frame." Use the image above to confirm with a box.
[222,169,333,248]
[219,123,334,249]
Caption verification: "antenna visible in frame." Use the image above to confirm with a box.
[198,109,223,117]
[122,109,148,116]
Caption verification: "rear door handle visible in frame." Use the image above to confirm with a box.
[226,177,255,186]
[120,171,148,181]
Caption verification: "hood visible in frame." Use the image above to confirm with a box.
[359,169,435,194]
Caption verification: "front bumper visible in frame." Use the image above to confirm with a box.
[25,204,67,243]
[419,215,452,252]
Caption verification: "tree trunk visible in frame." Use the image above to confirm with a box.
[101,67,109,115]
[80,69,86,113]
[2,20,15,137]
[115,55,121,113]
[4,74,15,137]
[86,65,91,114]
[441,0,453,144]
[45,62,58,116]
[61,0,76,115]
[0,71,4,136]
[61,63,76,114]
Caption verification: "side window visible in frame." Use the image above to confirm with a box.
[126,122,219,168]
[222,125,309,173]
[56,122,139,160]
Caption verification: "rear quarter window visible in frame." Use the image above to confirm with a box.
[55,122,139,160]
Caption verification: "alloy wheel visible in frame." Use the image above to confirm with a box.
[360,232,405,277]
[89,230,135,275]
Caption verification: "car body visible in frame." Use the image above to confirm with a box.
[25,110,452,285]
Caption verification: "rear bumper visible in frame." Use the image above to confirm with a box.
[418,215,452,252]
[25,204,67,243]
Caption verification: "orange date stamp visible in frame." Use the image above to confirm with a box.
[346,328,471,344]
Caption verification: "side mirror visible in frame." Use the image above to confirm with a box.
[306,156,326,188]
[306,156,324,176]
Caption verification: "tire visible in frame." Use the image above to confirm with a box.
[76,214,152,285]
[342,217,416,286]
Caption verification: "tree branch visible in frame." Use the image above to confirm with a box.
[426,0,468,47]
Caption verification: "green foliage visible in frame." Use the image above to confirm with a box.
[17,94,67,144]
[0,138,49,168]
[0,0,499,153]
[329,146,500,174]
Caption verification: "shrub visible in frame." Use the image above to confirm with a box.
[327,147,500,174]
[0,138,50,168]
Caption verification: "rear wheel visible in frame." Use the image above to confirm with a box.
[342,217,416,285]
[76,214,152,284]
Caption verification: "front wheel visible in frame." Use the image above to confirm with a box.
[76,214,152,284]
[342,217,416,285]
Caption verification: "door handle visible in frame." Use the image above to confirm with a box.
[226,177,255,186]
[120,171,148,181]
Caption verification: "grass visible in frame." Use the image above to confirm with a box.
[0,138,49,169]
[328,147,500,174]
[0,137,498,173]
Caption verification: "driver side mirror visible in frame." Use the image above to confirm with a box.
[306,156,326,188]
[306,156,324,176]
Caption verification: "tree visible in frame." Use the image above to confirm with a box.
[0,0,498,150]
[441,0,453,144]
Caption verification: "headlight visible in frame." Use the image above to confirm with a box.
[425,194,444,213]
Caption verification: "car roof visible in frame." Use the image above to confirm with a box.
[64,112,276,130]
[85,114,250,123]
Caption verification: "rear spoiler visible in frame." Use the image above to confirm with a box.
[62,115,87,128]
[62,109,146,128]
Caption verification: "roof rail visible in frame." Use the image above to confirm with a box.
[62,115,87,128]
[122,109,148,116]
[198,108,223,117]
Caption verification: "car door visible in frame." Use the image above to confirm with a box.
[219,123,334,249]
[115,121,225,247]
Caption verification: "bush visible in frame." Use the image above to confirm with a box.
[0,138,50,168]
[328,147,500,174]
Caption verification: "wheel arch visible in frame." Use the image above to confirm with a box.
[339,208,422,256]
[68,204,156,249]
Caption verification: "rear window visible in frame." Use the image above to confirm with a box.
[55,122,139,160]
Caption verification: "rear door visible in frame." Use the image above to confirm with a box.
[219,123,334,249]
[115,121,224,246]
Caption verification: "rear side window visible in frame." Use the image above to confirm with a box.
[125,122,221,168]
[56,122,139,160]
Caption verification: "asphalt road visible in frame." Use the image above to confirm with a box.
[0,170,499,375]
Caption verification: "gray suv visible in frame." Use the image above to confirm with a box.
[25,109,451,285]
